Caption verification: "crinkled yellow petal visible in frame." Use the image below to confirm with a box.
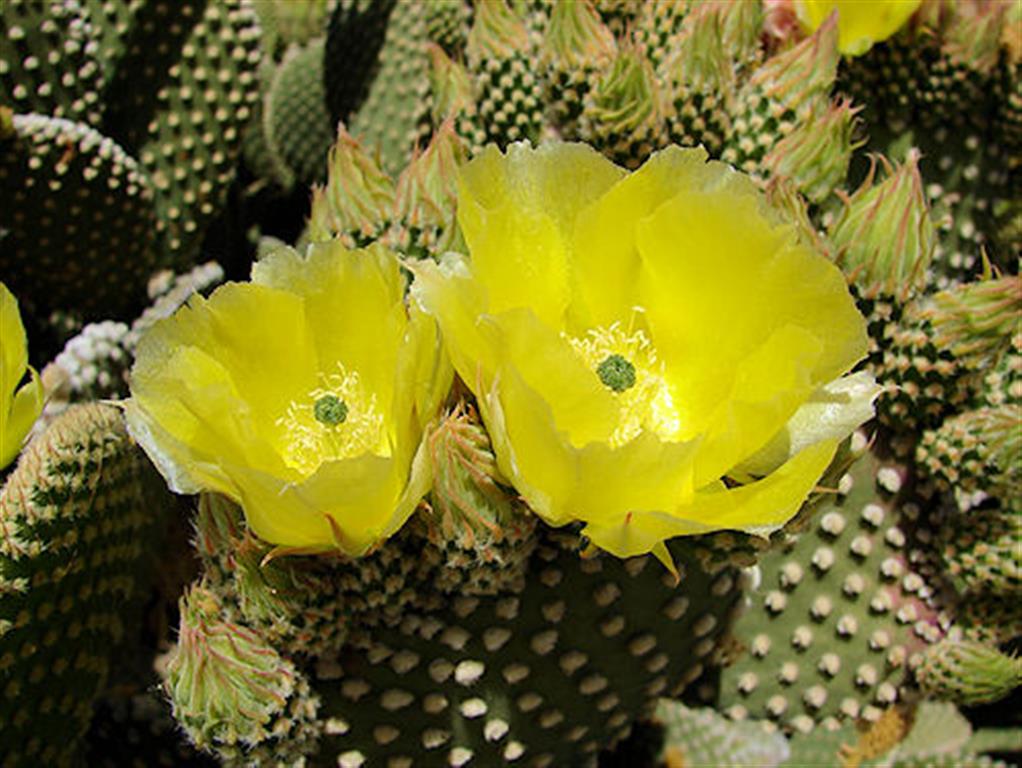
[0,282,43,468]
[134,283,319,445]
[482,361,699,528]
[231,425,433,555]
[480,367,577,525]
[124,396,235,496]
[414,257,620,448]
[735,371,881,478]
[690,323,823,488]
[490,307,619,447]
[404,299,454,435]
[571,432,700,524]
[583,438,839,558]
[226,452,400,553]
[569,146,745,331]
[796,0,921,55]
[1,367,44,469]
[410,252,498,389]
[0,282,28,404]
[457,142,624,328]
[131,344,286,483]
[637,185,866,483]
[252,242,407,417]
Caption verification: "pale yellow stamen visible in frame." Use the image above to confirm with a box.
[564,321,681,447]
[276,364,388,473]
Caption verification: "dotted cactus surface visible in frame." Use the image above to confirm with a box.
[720,447,944,732]
[264,38,334,188]
[303,533,743,766]
[0,113,159,318]
[126,0,262,265]
[347,0,431,174]
[0,0,106,126]
[0,404,166,767]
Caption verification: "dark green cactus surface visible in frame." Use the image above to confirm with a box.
[0,404,168,767]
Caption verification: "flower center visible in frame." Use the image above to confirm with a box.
[596,354,636,392]
[314,395,348,426]
[277,364,387,474]
[565,321,681,448]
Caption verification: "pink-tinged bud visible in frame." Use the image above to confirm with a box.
[829,149,935,301]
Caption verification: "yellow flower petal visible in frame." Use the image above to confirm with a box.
[735,371,881,478]
[0,282,28,402]
[410,252,499,392]
[227,453,400,552]
[636,180,867,483]
[481,364,577,526]
[796,0,921,56]
[411,141,874,560]
[2,367,44,469]
[129,246,444,556]
[569,146,747,331]
[252,242,407,416]
[0,282,43,468]
[457,142,623,327]
[491,307,619,447]
[583,438,839,559]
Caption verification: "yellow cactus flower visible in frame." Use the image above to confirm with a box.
[412,142,876,568]
[126,243,451,556]
[0,282,44,469]
[795,0,921,56]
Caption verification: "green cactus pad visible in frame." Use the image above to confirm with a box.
[661,3,736,157]
[872,297,971,434]
[0,403,167,766]
[306,125,396,248]
[130,0,262,266]
[264,38,335,188]
[423,0,472,57]
[763,98,859,205]
[0,0,106,126]
[940,507,1021,596]
[917,406,1021,501]
[541,0,616,141]
[348,0,431,175]
[466,0,544,152]
[324,0,396,128]
[414,403,537,596]
[720,447,944,732]
[723,14,839,175]
[312,532,743,765]
[578,47,667,170]
[195,494,421,660]
[0,112,158,318]
[632,0,688,74]
[654,700,790,768]
[981,338,1021,410]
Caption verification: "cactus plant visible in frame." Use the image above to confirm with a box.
[0,403,171,766]
[2,0,1020,764]
[0,0,261,320]
[719,441,947,733]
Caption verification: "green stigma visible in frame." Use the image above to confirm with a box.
[596,354,636,393]
[314,394,348,426]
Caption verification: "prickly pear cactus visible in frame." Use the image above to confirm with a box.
[5,0,1021,764]
[0,112,159,317]
[160,391,766,765]
[720,441,947,733]
[0,404,169,766]
[0,0,261,320]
